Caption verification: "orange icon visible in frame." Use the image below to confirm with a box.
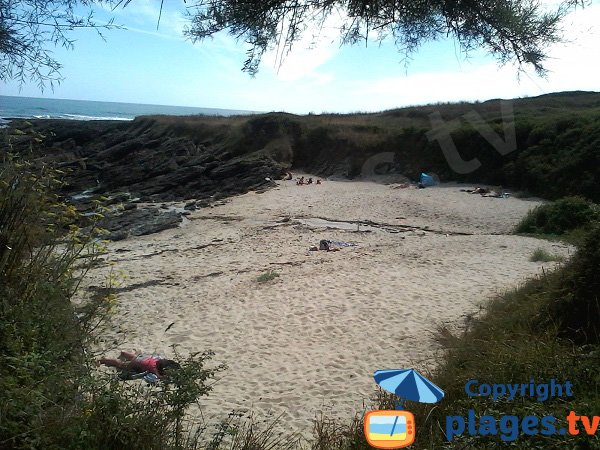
[364,410,415,449]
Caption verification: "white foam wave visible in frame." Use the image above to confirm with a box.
[59,114,133,121]
[13,113,133,121]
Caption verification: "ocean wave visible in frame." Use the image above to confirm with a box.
[0,113,132,121]
[61,113,133,121]
[4,113,134,121]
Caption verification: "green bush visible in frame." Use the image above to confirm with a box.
[0,155,98,448]
[547,224,600,344]
[515,196,599,235]
[529,248,565,262]
[256,270,279,283]
[0,155,226,450]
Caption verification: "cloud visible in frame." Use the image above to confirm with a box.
[260,9,346,81]
[312,2,600,112]
[229,1,597,112]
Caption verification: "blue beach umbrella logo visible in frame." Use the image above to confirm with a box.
[365,369,444,448]
[374,368,444,409]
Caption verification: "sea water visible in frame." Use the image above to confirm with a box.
[0,95,259,123]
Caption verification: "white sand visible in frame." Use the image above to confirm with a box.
[86,178,571,437]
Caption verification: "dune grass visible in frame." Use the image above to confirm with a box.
[529,248,565,262]
[256,270,280,283]
[311,224,600,449]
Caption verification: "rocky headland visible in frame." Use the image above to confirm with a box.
[4,91,599,238]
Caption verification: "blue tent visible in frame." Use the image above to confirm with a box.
[420,173,436,187]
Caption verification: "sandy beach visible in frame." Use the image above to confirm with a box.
[87,177,572,437]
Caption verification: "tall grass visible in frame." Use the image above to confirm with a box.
[0,154,260,450]
[516,196,600,238]
[311,224,600,449]
[529,248,565,262]
[0,154,101,448]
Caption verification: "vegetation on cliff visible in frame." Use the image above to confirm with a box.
[8,91,599,204]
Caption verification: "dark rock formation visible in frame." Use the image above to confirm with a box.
[3,116,293,239]
[5,116,286,203]
[98,207,186,241]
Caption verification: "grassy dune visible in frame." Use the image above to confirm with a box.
[135,91,600,201]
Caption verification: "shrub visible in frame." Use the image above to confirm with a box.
[529,248,565,262]
[548,224,600,344]
[515,196,600,235]
[0,155,101,448]
[78,351,223,450]
[256,271,279,283]
[0,154,226,450]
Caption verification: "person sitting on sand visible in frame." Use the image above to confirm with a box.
[307,177,313,185]
[316,179,321,185]
[297,176,305,186]
[98,350,180,379]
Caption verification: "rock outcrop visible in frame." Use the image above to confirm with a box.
[7,117,285,202]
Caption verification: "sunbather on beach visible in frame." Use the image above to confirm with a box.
[98,350,180,379]
[470,187,489,194]
[482,191,503,198]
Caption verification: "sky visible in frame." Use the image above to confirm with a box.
[2,0,599,114]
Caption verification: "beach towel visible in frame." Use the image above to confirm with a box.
[118,370,160,384]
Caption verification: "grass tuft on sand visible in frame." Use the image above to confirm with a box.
[256,270,280,283]
[529,247,565,262]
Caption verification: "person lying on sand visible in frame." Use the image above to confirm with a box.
[481,191,503,198]
[471,187,489,194]
[318,240,339,251]
[309,239,356,251]
[98,350,180,379]
[461,187,507,197]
